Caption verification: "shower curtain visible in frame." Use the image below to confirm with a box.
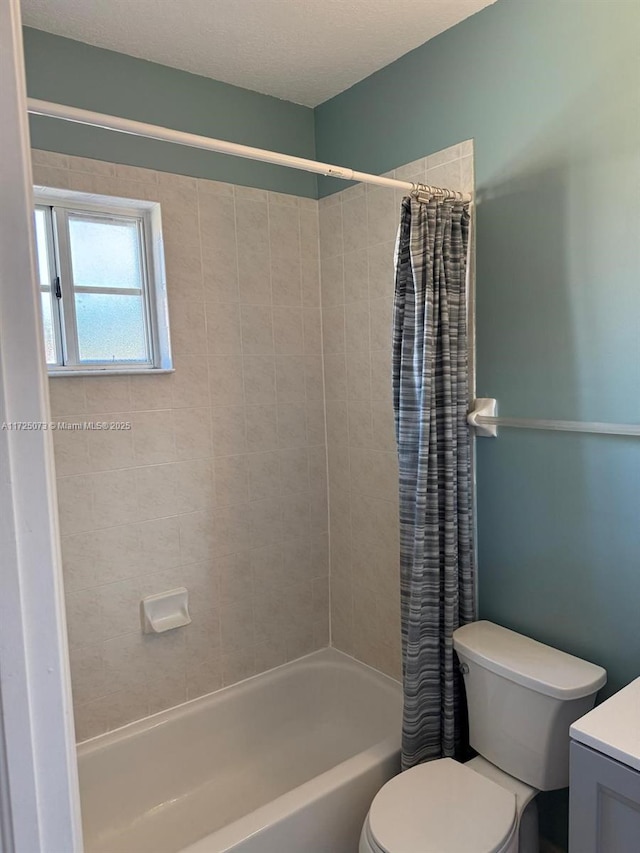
[392,195,475,771]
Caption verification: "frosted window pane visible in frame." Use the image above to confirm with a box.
[69,215,142,290]
[34,208,51,286]
[41,291,56,364]
[75,293,148,363]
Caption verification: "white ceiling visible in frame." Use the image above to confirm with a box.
[21,0,496,107]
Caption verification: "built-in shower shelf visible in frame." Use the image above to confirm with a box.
[140,588,191,634]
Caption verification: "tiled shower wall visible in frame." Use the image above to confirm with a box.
[33,151,329,741]
[34,141,472,740]
[318,141,474,681]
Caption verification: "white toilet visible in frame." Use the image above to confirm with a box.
[360,620,607,853]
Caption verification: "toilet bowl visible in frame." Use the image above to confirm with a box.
[359,756,537,853]
[359,621,607,853]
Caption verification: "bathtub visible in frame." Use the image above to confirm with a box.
[78,648,402,853]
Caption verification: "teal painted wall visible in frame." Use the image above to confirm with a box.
[316,0,640,684]
[23,28,317,197]
[315,0,640,847]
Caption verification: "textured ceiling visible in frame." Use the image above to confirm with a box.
[21,0,496,107]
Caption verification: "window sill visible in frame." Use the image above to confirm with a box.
[48,368,175,378]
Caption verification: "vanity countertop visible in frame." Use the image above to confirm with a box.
[570,676,640,772]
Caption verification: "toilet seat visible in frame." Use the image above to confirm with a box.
[366,758,518,853]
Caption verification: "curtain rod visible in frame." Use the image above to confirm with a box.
[467,399,640,438]
[27,98,471,201]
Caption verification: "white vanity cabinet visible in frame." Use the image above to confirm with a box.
[569,676,640,853]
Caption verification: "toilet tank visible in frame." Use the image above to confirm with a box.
[453,621,606,790]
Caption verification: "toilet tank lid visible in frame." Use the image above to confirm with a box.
[453,621,607,700]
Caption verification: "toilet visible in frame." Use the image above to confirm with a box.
[359,621,607,853]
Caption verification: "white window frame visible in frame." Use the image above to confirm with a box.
[33,188,173,376]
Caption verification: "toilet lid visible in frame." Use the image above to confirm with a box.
[368,758,517,853]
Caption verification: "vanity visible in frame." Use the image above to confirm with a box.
[569,676,640,852]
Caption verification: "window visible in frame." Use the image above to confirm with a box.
[33,190,172,374]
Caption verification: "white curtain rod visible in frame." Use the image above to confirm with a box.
[27,98,471,201]
[467,400,640,438]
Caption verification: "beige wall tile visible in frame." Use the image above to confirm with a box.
[52,427,91,477]
[366,188,398,247]
[69,643,107,705]
[342,195,368,253]
[320,254,344,307]
[319,203,343,257]
[277,403,307,448]
[345,301,370,352]
[57,474,95,535]
[173,407,212,460]
[346,350,372,401]
[247,451,281,501]
[269,205,300,258]
[135,464,178,520]
[178,510,216,564]
[165,241,205,302]
[240,304,274,354]
[248,498,283,549]
[49,376,86,417]
[276,356,306,404]
[344,249,369,303]
[221,646,256,686]
[136,516,181,573]
[306,400,327,447]
[301,257,321,308]
[198,194,236,247]
[171,356,210,408]
[369,297,393,352]
[174,459,214,513]
[32,149,70,168]
[129,374,174,411]
[302,308,322,353]
[65,588,102,649]
[209,356,245,407]
[279,447,310,495]
[242,356,276,405]
[85,418,135,471]
[202,244,239,303]
[215,454,250,505]
[238,243,271,304]
[187,657,222,700]
[367,241,395,301]
[99,579,142,641]
[211,406,246,456]
[168,301,207,356]
[324,353,347,401]
[304,355,324,401]
[273,306,304,355]
[271,256,302,306]
[245,404,278,452]
[321,306,346,354]
[131,410,176,466]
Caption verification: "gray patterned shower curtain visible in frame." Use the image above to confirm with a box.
[392,195,475,771]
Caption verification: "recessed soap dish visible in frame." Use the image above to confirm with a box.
[141,587,191,634]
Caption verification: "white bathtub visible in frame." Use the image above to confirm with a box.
[78,648,402,853]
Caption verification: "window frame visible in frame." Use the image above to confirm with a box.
[33,188,172,376]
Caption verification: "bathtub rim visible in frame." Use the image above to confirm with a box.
[179,733,400,853]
